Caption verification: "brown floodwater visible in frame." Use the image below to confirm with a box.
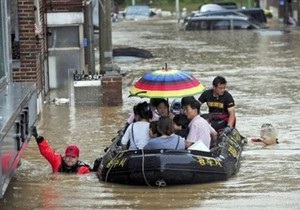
[1,18,300,209]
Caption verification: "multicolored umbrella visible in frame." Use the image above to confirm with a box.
[129,68,205,98]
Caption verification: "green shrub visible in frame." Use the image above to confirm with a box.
[121,0,242,12]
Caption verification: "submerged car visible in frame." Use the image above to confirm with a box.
[123,5,155,20]
[196,3,267,24]
[185,15,265,31]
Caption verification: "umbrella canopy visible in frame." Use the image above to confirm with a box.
[130,69,205,98]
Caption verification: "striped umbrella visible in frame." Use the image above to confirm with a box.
[130,68,205,98]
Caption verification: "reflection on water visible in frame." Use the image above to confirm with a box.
[1,18,300,209]
[113,56,143,62]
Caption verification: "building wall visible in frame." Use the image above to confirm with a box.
[12,0,85,95]
[11,0,46,95]
[264,0,298,19]
[13,0,41,89]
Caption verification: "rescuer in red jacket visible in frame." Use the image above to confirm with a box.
[31,126,91,174]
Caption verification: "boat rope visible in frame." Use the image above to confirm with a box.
[141,149,152,187]
[105,151,123,182]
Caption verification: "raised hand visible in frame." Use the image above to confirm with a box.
[31,126,38,138]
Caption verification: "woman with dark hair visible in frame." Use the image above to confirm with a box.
[144,117,185,150]
[125,98,161,125]
[173,114,190,139]
[156,98,174,119]
[149,121,161,138]
[121,102,153,150]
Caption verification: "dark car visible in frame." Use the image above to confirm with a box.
[185,15,264,31]
[187,8,267,24]
[236,8,267,23]
[183,10,245,24]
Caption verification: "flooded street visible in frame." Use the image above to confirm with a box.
[1,18,300,209]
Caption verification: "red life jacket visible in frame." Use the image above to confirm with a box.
[37,139,91,174]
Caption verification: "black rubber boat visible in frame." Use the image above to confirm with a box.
[96,128,246,187]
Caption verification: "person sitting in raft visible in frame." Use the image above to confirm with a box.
[172,113,190,139]
[250,123,279,145]
[181,96,217,151]
[144,116,185,150]
[156,98,174,119]
[31,126,92,174]
[125,98,161,127]
[121,101,153,150]
[198,76,236,134]
[149,121,161,138]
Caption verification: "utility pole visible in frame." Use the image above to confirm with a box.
[84,1,95,74]
[99,0,122,107]
[99,0,112,75]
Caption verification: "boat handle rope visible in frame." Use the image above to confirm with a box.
[132,124,152,187]
[141,148,152,187]
[155,180,166,187]
[105,151,124,182]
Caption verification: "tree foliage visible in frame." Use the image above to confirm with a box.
[121,0,240,6]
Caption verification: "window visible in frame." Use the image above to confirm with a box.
[11,0,19,60]
[233,20,255,29]
[187,20,209,31]
[47,26,80,48]
[0,0,10,83]
[211,19,230,30]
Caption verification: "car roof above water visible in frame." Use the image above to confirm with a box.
[192,10,247,18]
[189,14,250,21]
[185,14,263,30]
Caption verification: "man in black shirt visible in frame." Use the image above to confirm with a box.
[198,76,236,134]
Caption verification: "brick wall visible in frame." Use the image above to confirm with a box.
[14,0,37,82]
[45,0,84,12]
[12,0,85,93]
[102,76,123,106]
[13,0,43,91]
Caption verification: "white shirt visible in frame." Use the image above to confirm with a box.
[186,115,215,148]
[121,121,150,149]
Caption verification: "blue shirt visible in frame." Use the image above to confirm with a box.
[144,134,185,150]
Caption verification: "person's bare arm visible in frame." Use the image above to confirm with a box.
[227,106,236,128]
[185,141,193,149]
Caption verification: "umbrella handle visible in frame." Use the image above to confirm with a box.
[129,91,147,97]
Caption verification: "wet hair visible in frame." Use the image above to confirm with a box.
[212,76,227,87]
[157,116,174,136]
[181,96,196,107]
[133,101,153,121]
[181,97,200,113]
[173,114,190,139]
[149,121,161,137]
[156,99,169,109]
[149,98,164,108]
[173,114,190,129]
[260,123,279,144]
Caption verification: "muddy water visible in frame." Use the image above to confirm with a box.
[1,18,300,209]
